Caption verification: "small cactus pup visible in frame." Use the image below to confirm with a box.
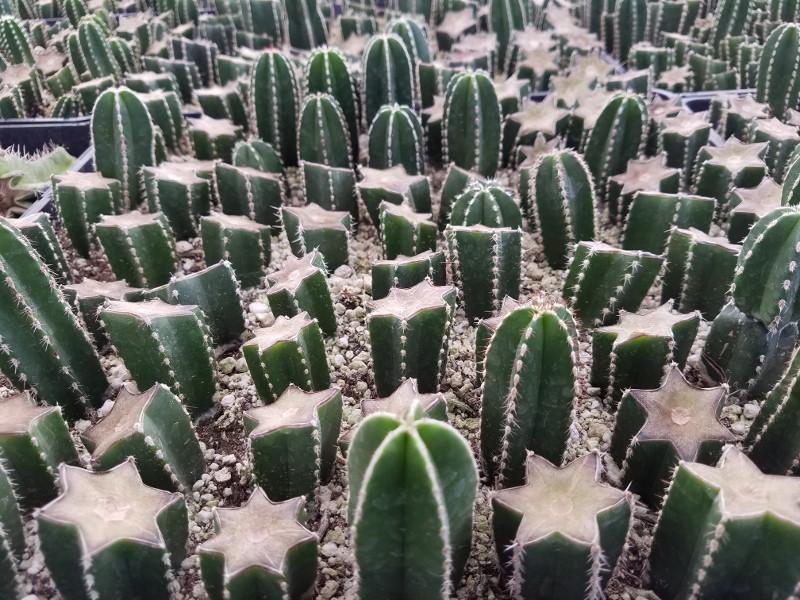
[298,92,354,169]
[215,163,284,232]
[200,212,271,288]
[82,383,204,492]
[592,301,700,406]
[443,70,502,177]
[368,103,425,175]
[610,366,734,506]
[449,180,522,229]
[728,178,782,244]
[141,163,212,240]
[480,299,577,486]
[357,165,432,226]
[756,23,800,119]
[38,459,188,600]
[361,33,417,128]
[748,117,800,183]
[281,203,351,271]
[606,155,680,224]
[692,138,768,208]
[371,250,447,300]
[244,385,342,501]
[649,447,800,599]
[502,101,570,165]
[302,161,358,217]
[99,300,217,418]
[63,278,141,347]
[563,241,663,327]
[347,403,478,599]
[367,279,456,397]
[52,171,123,258]
[491,452,633,600]
[11,212,70,284]
[265,251,336,337]
[446,224,522,322]
[188,116,243,163]
[0,393,79,508]
[198,488,318,600]
[379,201,437,260]
[242,312,330,404]
[528,149,596,269]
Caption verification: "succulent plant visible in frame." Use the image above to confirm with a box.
[712,95,769,141]
[692,138,768,208]
[232,140,283,174]
[357,165,432,226]
[368,103,425,176]
[0,461,23,596]
[756,23,800,118]
[141,163,211,240]
[371,250,447,300]
[189,116,242,162]
[362,33,417,128]
[200,212,271,289]
[749,118,800,183]
[379,201,437,260]
[659,112,711,190]
[284,0,326,50]
[449,180,522,230]
[77,16,121,80]
[143,56,202,104]
[170,38,218,88]
[301,161,357,218]
[297,92,353,170]
[386,15,431,65]
[281,203,351,271]
[216,162,283,231]
[0,16,33,65]
[195,84,249,132]
[12,212,70,284]
[606,154,680,224]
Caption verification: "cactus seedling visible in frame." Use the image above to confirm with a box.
[368,104,425,175]
[502,101,570,164]
[281,203,351,271]
[357,165,432,226]
[449,181,522,229]
[12,212,70,284]
[362,33,417,127]
[301,161,357,217]
[298,92,354,169]
[232,140,283,175]
[756,23,800,119]
[284,0,326,50]
[659,112,711,191]
[242,312,330,404]
[188,116,242,163]
[200,212,271,288]
[728,179,782,244]
[650,448,800,599]
[491,452,632,600]
[38,459,188,600]
[371,250,447,300]
[692,138,768,207]
[606,155,680,223]
[62,278,141,347]
[141,164,211,240]
[713,95,768,141]
[622,191,715,254]
[379,201,437,260]
[748,118,800,183]
[198,488,318,600]
[216,163,284,232]
[244,385,342,501]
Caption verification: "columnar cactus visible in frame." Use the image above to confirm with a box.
[528,149,596,269]
[281,203,351,271]
[232,140,283,174]
[244,385,342,500]
[196,84,249,132]
[201,212,271,288]
[449,181,522,229]
[0,462,23,597]
[692,138,768,207]
[188,116,242,163]
[143,57,202,104]
[362,33,417,127]
[368,104,425,175]
[216,163,284,231]
[748,118,800,183]
[371,250,447,300]
[347,404,478,598]
[756,23,800,118]
[502,101,570,165]
[0,16,33,65]
[728,179,782,244]
[242,312,330,404]
[379,201,437,260]
[606,155,680,223]
[439,163,483,227]
[446,224,522,322]
[63,278,141,347]
[488,0,526,72]
[367,279,456,397]
[298,92,353,169]
[99,300,217,418]
[77,16,121,80]
[284,0,326,50]
[94,211,177,288]
[169,38,218,88]
[709,0,753,49]
[12,212,70,284]
[357,165,432,225]
[443,70,501,177]
[386,16,431,67]
[38,459,188,600]
[141,164,211,240]
[491,453,632,599]
[480,299,577,486]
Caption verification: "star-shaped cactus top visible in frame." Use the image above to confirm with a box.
[731,178,782,218]
[83,384,159,456]
[563,29,603,52]
[514,28,558,54]
[64,278,139,300]
[359,165,427,195]
[493,452,630,544]
[597,300,697,346]
[494,75,530,103]
[627,366,734,461]
[508,101,570,137]
[97,210,164,230]
[648,96,682,122]
[198,487,316,577]
[517,134,561,168]
[0,393,58,435]
[362,378,446,418]
[571,89,616,130]
[53,170,118,191]
[700,137,768,174]
[339,34,368,57]
[380,201,434,225]
[244,313,315,352]
[266,252,325,294]
[144,163,206,186]
[569,52,614,82]
[436,8,478,38]
[116,12,149,34]
[373,249,438,268]
[102,299,197,322]
[609,155,679,195]
[517,48,560,73]
[682,227,740,252]
[550,73,593,108]
[662,112,710,136]
[681,447,800,520]
[421,95,445,124]
[39,459,181,554]
[245,385,339,436]
[452,32,497,55]
[657,65,692,87]
[725,95,769,120]
[753,118,800,141]
[480,296,523,334]
[204,211,269,232]
[368,279,455,320]
[282,203,349,231]
[189,115,241,138]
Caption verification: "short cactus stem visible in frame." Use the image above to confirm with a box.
[265,251,337,337]
[38,459,188,600]
[142,56,202,104]
[450,180,522,229]
[649,448,800,599]
[379,201,437,260]
[502,101,570,165]
[446,224,522,323]
[528,149,596,269]
[75,75,114,114]
[371,250,447,300]
[198,488,318,600]
[728,179,782,244]
[592,301,700,406]
[169,37,218,88]
[302,161,358,217]
[285,0,326,49]
[659,112,711,190]
[439,163,483,228]
[622,191,715,254]
[94,211,178,288]
[242,312,330,404]
[141,164,211,240]
[188,116,243,162]
[0,393,79,508]
[99,300,218,418]
[298,92,353,169]
[82,383,205,492]
[606,155,680,224]
[367,279,456,397]
[200,212,271,289]
[124,71,181,97]
[368,103,425,175]
[52,171,123,258]
[361,33,417,128]
[756,23,800,118]
[244,385,342,500]
[563,241,663,327]
[232,140,283,174]
[711,95,769,141]
[281,203,351,271]
[435,8,478,50]
[12,212,70,284]
[357,165,432,226]
[195,84,249,132]
[491,452,633,600]
[215,163,284,232]
[692,138,768,207]
[480,300,577,485]
[748,118,800,183]
[347,404,478,598]
[62,278,141,348]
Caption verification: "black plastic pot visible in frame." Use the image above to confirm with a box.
[0,116,92,157]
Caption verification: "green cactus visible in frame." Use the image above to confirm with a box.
[62,278,141,347]
[77,16,121,80]
[232,140,283,174]
[200,212,271,289]
[142,56,202,104]
[215,162,284,231]
[379,201,437,261]
[623,192,715,254]
[302,161,358,216]
[449,180,522,229]
[503,100,571,165]
[170,37,218,87]
[692,138,768,207]
[438,163,483,228]
[0,462,24,596]
[12,212,70,284]
[285,0,326,50]
[188,116,242,162]
[362,33,417,127]
[371,250,447,300]
[606,154,680,224]
[368,103,425,175]
[488,0,526,72]
[386,16,431,66]
[141,163,211,240]
[711,95,770,141]
[728,178,782,244]
[281,203,351,271]
[74,75,114,114]
[756,24,800,119]
[0,16,33,65]
[748,118,800,183]
[298,92,353,169]
[357,165,432,226]
[195,84,249,133]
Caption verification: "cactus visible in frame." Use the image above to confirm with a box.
[606,155,680,224]
[748,118,800,183]
[357,165,432,226]
[38,459,188,600]
[0,461,24,595]
[443,70,501,177]
[302,161,357,216]
[77,16,121,80]
[368,103,425,175]
[729,178,782,244]
[250,49,300,167]
[386,16,431,65]
[94,211,177,288]
[491,452,632,599]
[281,203,351,271]
[265,250,336,337]
[756,23,800,118]
[233,140,283,174]
[449,180,522,229]
[658,112,711,190]
[170,38,218,88]
[371,250,447,300]
[347,404,478,598]
[488,0,526,72]
[480,299,577,485]
[215,161,282,230]
[200,212,271,288]
[63,278,141,347]
[141,164,211,240]
[74,75,114,114]
[244,385,341,500]
[494,74,530,117]
[298,92,353,169]
[649,447,800,598]
[435,8,478,51]
[198,488,318,600]
[242,312,330,404]
[99,299,217,418]
[446,224,521,322]
[91,87,158,209]
[361,378,447,424]
[564,241,663,327]
[136,90,186,156]
[125,72,180,96]
[528,149,596,269]
[1,64,43,114]
[195,84,249,132]
[188,116,242,162]
[622,192,715,254]
[693,138,768,207]
[362,33,417,127]
[285,0,326,50]
[367,279,456,397]
[438,163,483,228]
[143,57,202,104]
[0,16,33,65]
[12,212,70,284]
[379,201,437,260]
